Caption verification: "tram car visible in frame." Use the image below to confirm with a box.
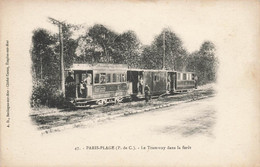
[65,63,131,108]
[127,69,196,97]
[65,63,196,108]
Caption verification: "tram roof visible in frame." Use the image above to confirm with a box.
[126,68,194,73]
[67,63,194,73]
[68,63,128,71]
[128,68,173,72]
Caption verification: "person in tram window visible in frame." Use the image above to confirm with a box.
[99,73,106,84]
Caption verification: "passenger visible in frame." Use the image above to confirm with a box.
[194,75,198,89]
[144,84,151,103]
[100,75,106,84]
[86,73,92,85]
[138,76,144,94]
[80,81,86,98]
[84,73,92,97]
[122,74,125,82]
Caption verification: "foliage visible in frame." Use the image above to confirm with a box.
[76,24,142,67]
[31,78,65,108]
[31,21,78,108]
[141,29,218,84]
[112,30,142,68]
[186,41,218,85]
[75,35,103,63]
[88,24,118,63]
[31,20,218,108]
[31,29,57,80]
[141,28,188,70]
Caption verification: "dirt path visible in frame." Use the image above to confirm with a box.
[30,84,216,133]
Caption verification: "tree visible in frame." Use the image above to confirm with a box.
[76,34,104,63]
[31,28,61,107]
[141,28,188,70]
[88,24,118,63]
[142,45,159,69]
[31,22,79,107]
[186,41,218,85]
[112,30,142,67]
[76,25,142,66]
[31,29,58,82]
[61,23,80,68]
[199,41,218,82]
[199,41,216,57]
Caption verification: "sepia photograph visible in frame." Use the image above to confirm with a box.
[30,17,218,134]
[1,0,259,166]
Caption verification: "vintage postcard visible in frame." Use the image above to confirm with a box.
[1,0,259,166]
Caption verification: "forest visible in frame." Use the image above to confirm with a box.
[31,20,218,107]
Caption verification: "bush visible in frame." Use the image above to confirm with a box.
[31,78,66,108]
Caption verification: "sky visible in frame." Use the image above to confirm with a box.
[2,0,257,54]
[10,0,236,53]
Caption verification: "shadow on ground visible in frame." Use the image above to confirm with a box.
[160,109,216,138]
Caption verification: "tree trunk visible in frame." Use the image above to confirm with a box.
[40,55,43,79]
[59,24,65,96]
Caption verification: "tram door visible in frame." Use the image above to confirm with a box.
[127,71,143,95]
[127,71,138,94]
[172,73,176,92]
[75,70,93,98]
[138,71,144,94]
[167,72,175,93]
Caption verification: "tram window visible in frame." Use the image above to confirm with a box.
[121,74,126,82]
[94,74,100,83]
[100,73,106,84]
[117,74,121,82]
[112,73,117,82]
[154,75,160,82]
[192,74,195,80]
[107,74,111,83]
[183,73,187,80]
[75,73,80,84]
[177,73,181,80]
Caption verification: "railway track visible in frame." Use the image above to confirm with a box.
[66,87,214,110]
[37,87,215,134]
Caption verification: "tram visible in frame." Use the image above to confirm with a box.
[65,63,196,108]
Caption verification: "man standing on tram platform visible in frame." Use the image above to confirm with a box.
[65,72,75,98]
[65,72,74,83]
